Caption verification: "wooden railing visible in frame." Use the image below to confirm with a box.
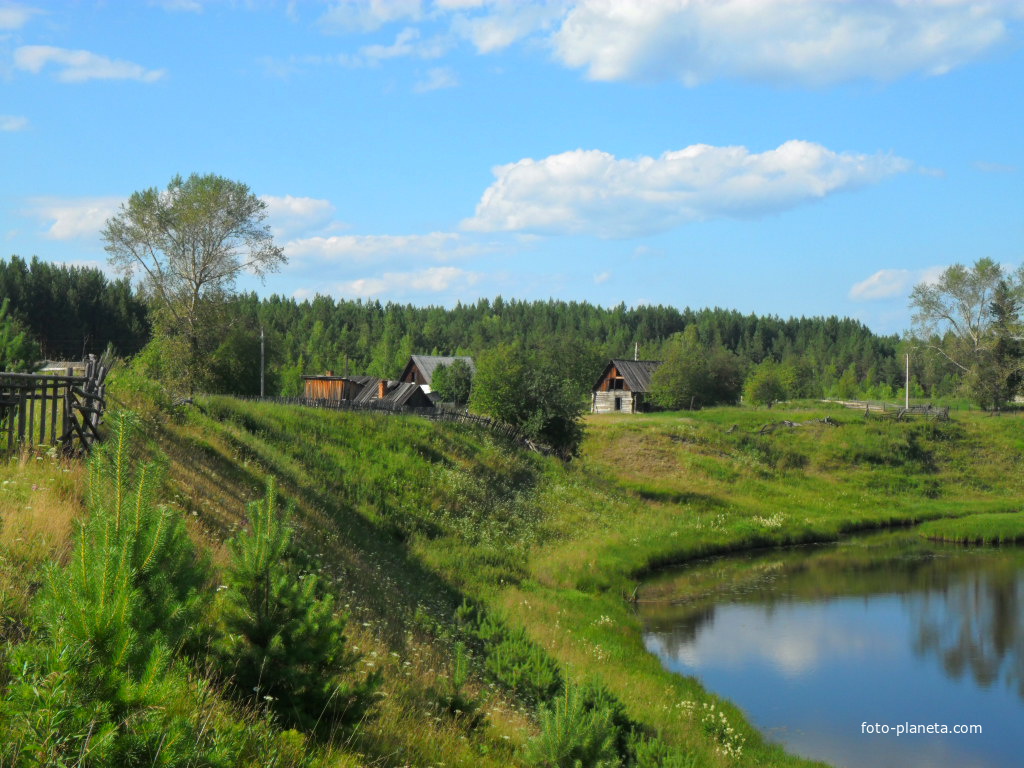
[822,398,949,421]
[234,395,545,451]
[0,354,112,456]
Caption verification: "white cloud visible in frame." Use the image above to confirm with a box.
[284,231,488,263]
[13,46,166,83]
[849,266,945,301]
[414,65,458,92]
[0,3,40,30]
[551,0,1022,86]
[361,26,443,61]
[0,115,28,131]
[593,270,609,284]
[319,0,423,32]
[298,266,481,299]
[463,140,911,238]
[261,194,339,238]
[451,2,568,53]
[26,196,123,240]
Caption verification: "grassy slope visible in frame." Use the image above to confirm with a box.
[3,389,1022,767]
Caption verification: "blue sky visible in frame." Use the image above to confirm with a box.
[2,1,1022,334]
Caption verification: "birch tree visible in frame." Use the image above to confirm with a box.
[103,174,285,393]
[909,259,1024,408]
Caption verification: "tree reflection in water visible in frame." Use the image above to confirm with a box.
[639,532,1024,699]
[909,567,1024,697]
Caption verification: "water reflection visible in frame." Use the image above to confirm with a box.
[639,533,1024,768]
[909,568,1024,696]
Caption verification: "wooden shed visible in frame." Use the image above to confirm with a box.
[301,373,374,401]
[400,355,475,391]
[591,359,663,414]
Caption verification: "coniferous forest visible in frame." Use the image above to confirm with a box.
[2,254,963,403]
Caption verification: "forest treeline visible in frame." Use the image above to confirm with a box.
[0,256,149,360]
[187,293,942,401]
[2,254,960,401]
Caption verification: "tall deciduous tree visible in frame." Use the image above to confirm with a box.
[103,173,285,393]
[909,259,1024,408]
[432,359,474,405]
[471,342,586,456]
[650,326,709,410]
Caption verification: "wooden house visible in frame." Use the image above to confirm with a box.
[399,355,475,391]
[591,359,663,414]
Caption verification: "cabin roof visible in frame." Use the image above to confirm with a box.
[351,379,426,407]
[595,359,663,393]
[403,354,476,384]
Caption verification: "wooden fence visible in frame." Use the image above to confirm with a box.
[0,354,112,456]
[236,395,544,451]
[823,399,950,421]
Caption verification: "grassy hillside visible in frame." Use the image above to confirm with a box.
[2,381,1022,767]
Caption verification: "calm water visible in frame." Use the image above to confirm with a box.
[639,533,1024,768]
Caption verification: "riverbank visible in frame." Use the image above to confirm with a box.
[2,390,1020,766]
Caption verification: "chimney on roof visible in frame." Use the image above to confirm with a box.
[326,370,334,377]
[378,379,387,399]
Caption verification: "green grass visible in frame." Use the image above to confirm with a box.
[917,511,1024,544]
[4,384,1023,768]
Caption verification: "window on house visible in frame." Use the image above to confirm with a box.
[614,396,622,411]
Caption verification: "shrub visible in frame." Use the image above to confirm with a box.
[212,480,381,736]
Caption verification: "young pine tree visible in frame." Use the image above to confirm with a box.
[213,480,380,736]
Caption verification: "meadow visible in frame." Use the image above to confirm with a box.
[1,379,1022,767]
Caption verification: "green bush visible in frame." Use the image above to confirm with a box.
[212,480,381,737]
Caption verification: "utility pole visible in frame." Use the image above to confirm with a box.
[905,352,909,409]
[260,325,265,398]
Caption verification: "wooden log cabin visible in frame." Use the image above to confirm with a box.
[591,359,663,414]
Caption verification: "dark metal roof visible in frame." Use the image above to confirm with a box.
[351,379,429,407]
[406,355,475,385]
[596,359,663,393]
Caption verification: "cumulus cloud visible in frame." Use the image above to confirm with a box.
[296,266,480,299]
[14,46,166,83]
[284,231,489,263]
[849,266,945,301]
[261,194,339,238]
[317,1,1021,86]
[463,140,911,238]
[26,196,123,240]
[0,3,40,30]
[551,0,1022,85]
[0,115,28,131]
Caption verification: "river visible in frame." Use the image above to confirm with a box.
[639,532,1024,768]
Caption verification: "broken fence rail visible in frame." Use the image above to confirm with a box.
[0,354,112,456]
[232,395,547,450]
